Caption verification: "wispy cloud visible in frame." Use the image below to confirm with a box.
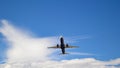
[0,20,120,68]
[64,35,91,43]
[70,52,94,56]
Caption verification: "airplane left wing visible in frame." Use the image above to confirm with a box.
[65,45,79,48]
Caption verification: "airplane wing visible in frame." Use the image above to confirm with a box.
[65,45,79,48]
[48,46,61,48]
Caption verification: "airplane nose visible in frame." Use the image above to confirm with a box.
[60,36,63,38]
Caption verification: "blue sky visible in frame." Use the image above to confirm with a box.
[0,0,120,63]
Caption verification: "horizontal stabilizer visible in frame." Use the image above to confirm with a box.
[59,53,69,55]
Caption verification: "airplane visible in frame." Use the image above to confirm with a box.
[48,36,79,54]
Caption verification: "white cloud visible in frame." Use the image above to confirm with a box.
[0,20,56,63]
[0,20,120,68]
[0,58,120,68]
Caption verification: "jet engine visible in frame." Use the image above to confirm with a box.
[57,44,59,48]
[66,44,69,47]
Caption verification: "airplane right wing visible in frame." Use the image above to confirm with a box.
[48,45,61,48]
